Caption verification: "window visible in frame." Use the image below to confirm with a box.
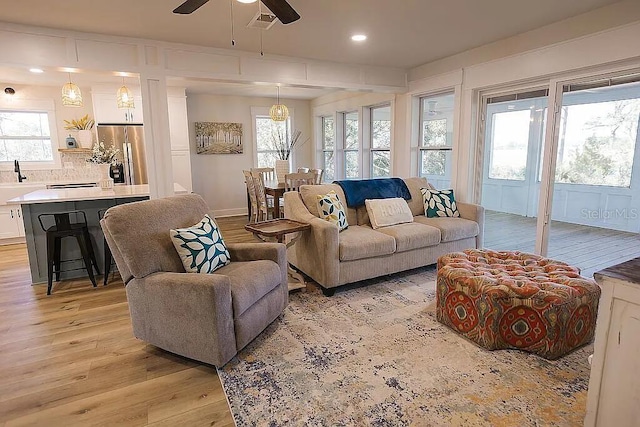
[371,105,391,177]
[255,115,289,168]
[0,110,53,162]
[321,116,335,182]
[343,111,359,179]
[419,93,454,188]
[555,81,640,187]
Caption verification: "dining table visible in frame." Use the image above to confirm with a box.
[263,179,286,218]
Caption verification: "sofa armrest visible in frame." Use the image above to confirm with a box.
[284,191,340,287]
[126,271,236,366]
[227,242,287,289]
[457,201,485,248]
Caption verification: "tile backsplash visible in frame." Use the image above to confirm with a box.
[0,152,103,184]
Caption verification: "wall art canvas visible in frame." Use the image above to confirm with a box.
[195,122,243,154]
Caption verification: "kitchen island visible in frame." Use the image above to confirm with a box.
[8,184,188,285]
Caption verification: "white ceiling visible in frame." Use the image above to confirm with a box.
[0,0,620,69]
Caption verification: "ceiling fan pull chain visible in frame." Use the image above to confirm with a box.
[258,1,264,56]
[230,0,235,46]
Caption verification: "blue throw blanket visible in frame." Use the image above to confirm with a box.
[333,178,412,208]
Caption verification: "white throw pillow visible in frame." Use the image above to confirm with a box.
[365,198,414,229]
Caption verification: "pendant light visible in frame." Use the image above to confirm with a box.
[116,77,135,109]
[61,73,83,107]
[269,86,289,122]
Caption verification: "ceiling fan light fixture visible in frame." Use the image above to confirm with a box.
[269,86,289,122]
[61,73,83,107]
[116,78,135,109]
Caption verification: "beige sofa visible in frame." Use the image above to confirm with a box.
[284,177,484,296]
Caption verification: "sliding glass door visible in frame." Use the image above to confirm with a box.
[481,91,547,253]
[548,78,640,276]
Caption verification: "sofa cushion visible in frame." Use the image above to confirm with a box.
[365,198,414,229]
[299,184,357,225]
[338,225,396,261]
[170,215,231,274]
[216,260,281,317]
[414,216,479,243]
[404,177,433,216]
[375,222,441,252]
[317,190,349,231]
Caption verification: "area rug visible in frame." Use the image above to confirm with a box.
[217,266,591,426]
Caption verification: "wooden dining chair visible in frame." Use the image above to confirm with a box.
[297,167,310,173]
[250,167,276,183]
[251,170,275,221]
[243,170,259,223]
[284,172,316,192]
[310,168,324,184]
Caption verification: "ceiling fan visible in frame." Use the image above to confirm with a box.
[173,0,300,24]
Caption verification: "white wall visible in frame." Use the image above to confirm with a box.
[187,93,311,216]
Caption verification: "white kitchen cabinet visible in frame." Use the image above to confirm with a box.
[171,150,193,193]
[0,205,24,240]
[93,93,143,124]
[585,258,640,427]
[168,96,190,151]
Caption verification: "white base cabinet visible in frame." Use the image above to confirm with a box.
[586,258,640,427]
[0,205,25,240]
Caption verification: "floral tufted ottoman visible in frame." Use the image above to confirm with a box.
[436,249,601,359]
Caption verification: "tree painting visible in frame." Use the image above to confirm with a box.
[195,122,243,154]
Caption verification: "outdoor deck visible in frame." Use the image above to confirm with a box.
[483,210,640,279]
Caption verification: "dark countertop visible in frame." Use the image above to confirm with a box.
[594,257,640,285]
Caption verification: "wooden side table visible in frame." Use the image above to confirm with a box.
[245,218,311,291]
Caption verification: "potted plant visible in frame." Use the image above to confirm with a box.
[87,140,120,190]
[63,114,95,148]
[271,128,307,183]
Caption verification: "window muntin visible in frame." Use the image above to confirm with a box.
[419,93,454,188]
[344,111,359,179]
[0,110,53,162]
[321,116,335,182]
[371,105,391,177]
[255,116,289,168]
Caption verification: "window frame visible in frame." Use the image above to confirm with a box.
[320,115,335,182]
[418,92,455,187]
[342,110,360,180]
[0,98,60,170]
[251,106,294,169]
[369,103,392,178]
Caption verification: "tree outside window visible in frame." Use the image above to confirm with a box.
[371,105,391,177]
[344,111,359,179]
[255,116,289,168]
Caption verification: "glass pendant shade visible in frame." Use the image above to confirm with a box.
[116,85,135,109]
[269,86,289,121]
[61,80,83,107]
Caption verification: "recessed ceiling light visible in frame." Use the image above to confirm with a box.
[29,68,44,73]
[351,34,367,42]
[237,0,257,3]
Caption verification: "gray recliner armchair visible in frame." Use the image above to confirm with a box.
[100,193,288,366]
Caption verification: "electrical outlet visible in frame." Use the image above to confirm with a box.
[64,162,74,169]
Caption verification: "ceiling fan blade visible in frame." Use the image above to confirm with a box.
[260,0,300,24]
[173,0,210,14]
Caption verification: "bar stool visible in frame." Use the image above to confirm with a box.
[38,211,100,295]
[98,209,116,286]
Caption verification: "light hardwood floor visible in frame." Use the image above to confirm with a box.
[484,210,640,278]
[0,216,254,427]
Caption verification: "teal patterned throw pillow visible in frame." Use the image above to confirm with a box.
[316,190,348,231]
[420,188,460,218]
[170,215,231,273]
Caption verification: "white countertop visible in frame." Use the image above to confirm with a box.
[7,184,189,205]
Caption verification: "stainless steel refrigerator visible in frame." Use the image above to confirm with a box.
[96,124,148,185]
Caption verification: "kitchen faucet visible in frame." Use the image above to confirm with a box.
[14,160,27,182]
